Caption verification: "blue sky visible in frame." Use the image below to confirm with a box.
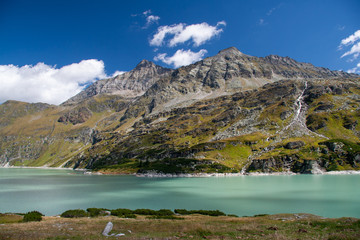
[0,0,359,104]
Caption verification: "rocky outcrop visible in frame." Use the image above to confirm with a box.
[58,107,93,125]
[285,141,305,149]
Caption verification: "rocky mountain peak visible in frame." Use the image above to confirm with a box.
[135,59,156,69]
[62,60,173,105]
[217,47,244,57]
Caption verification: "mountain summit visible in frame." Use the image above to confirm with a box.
[63,60,172,105]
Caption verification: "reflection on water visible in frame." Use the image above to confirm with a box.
[0,168,359,217]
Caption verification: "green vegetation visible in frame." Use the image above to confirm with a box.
[110,208,175,218]
[136,158,233,174]
[174,209,226,216]
[60,209,88,218]
[22,211,43,222]
[110,208,137,218]
[133,208,174,216]
[86,208,109,217]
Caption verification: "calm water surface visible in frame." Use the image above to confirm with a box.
[0,168,359,217]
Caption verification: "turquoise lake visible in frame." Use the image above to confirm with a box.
[0,168,359,218]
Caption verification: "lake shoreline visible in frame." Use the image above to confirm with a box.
[135,170,360,177]
[1,165,360,177]
[1,165,88,172]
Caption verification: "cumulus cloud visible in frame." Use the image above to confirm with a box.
[154,49,207,68]
[150,24,184,46]
[150,21,226,47]
[0,60,109,105]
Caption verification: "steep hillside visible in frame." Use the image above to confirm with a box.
[0,95,127,167]
[68,78,360,174]
[1,47,359,174]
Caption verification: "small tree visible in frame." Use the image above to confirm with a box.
[23,211,43,222]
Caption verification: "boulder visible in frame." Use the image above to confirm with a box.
[284,141,305,149]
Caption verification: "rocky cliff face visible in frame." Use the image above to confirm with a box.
[1,47,360,174]
[63,60,172,105]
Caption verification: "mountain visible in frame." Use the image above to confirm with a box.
[63,60,172,105]
[1,47,359,175]
[121,47,354,119]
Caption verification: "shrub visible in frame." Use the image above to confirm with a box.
[23,211,43,222]
[86,208,109,217]
[112,209,137,218]
[60,209,88,218]
[111,208,133,216]
[174,209,190,215]
[253,214,269,217]
[193,210,226,216]
[155,209,174,216]
[133,209,158,215]
[111,209,136,218]
[174,209,225,216]
[133,209,174,216]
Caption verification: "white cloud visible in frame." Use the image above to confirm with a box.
[141,9,160,28]
[347,62,360,74]
[266,4,282,16]
[217,21,227,27]
[150,21,225,47]
[154,49,207,68]
[341,42,360,59]
[112,70,126,77]
[339,30,360,73]
[143,9,152,15]
[150,24,184,46]
[339,30,360,47]
[145,15,160,27]
[0,60,108,105]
